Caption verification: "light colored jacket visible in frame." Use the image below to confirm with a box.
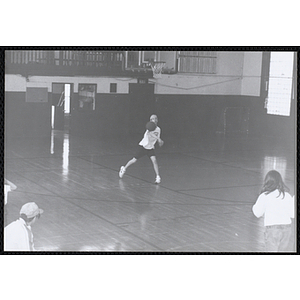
[4,218,34,251]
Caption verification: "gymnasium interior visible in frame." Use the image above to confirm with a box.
[4,49,296,252]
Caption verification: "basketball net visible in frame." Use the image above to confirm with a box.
[150,61,165,79]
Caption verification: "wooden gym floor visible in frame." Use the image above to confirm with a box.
[4,130,296,252]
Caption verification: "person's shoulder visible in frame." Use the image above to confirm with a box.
[5,219,18,230]
[257,192,267,199]
[284,192,294,200]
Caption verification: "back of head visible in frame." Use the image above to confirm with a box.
[20,202,44,220]
[262,170,289,196]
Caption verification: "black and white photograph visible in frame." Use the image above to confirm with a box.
[3,49,297,253]
[0,2,299,299]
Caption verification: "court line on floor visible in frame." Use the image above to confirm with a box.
[11,171,164,251]
[176,183,261,192]
[9,153,260,206]
[180,152,265,175]
[76,155,260,205]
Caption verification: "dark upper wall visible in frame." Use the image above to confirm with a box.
[5,92,51,138]
[5,90,295,144]
[153,95,261,137]
[70,93,295,142]
[70,93,130,138]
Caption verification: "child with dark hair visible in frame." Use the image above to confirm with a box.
[252,170,295,252]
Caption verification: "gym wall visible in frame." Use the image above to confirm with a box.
[4,52,294,141]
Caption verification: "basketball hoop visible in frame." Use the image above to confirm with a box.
[149,61,165,79]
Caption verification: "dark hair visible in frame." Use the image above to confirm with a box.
[261,170,289,198]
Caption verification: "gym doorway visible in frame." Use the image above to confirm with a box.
[51,83,73,131]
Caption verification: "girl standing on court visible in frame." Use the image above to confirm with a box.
[252,170,295,252]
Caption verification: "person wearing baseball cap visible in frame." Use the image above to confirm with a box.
[4,202,44,251]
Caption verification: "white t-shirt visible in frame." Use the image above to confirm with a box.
[139,126,161,150]
[252,190,294,226]
[4,218,34,251]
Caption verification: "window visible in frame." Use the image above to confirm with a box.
[110,83,117,93]
[178,51,217,74]
[265,52,294,116]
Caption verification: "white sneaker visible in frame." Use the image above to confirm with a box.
[119,166,126,178]
[155,175,161,184]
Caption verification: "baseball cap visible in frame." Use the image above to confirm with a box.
[20,202,44,218]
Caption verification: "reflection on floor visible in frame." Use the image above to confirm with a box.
[4,130,296,252]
